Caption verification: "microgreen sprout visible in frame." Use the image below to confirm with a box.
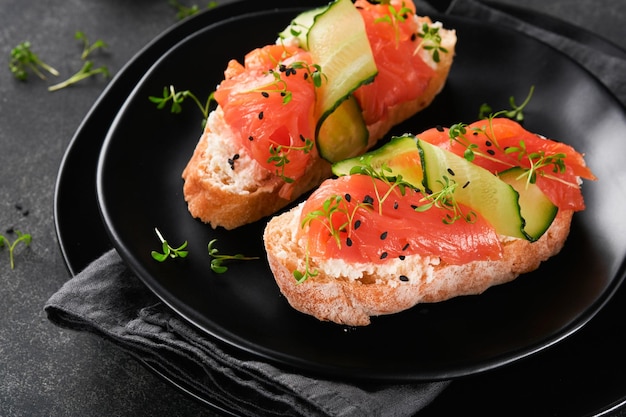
[415,176,476,224]
[0,230,32,270]
[416,23,449,63]
[207,239,258,273]
[267,137,315,183]
[48,61,110,92]
[257,62,325,105]
[151,228,189,262]
[9,41,59,81]
[47,31,110,92]
[169,0,218,20]
[149,85,215,127]
[374,2,414,46]
[75,31,108,60]
[478,85,535,122]
[348,159,415,215]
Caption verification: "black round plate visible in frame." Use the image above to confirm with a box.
[95,7,626,382]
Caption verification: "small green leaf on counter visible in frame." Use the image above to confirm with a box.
[75,31,108,60]
[169,0,218,20]
[9,41,59,81]
[48,61,110,92]
[0,230,32,270]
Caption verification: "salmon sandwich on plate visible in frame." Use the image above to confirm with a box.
[264,115,596,326]
[182,0,457,229]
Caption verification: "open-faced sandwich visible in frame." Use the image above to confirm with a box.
[264,117,596,325]
[182,0,457,229]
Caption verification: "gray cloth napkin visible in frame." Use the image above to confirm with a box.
[45,249,449,417]
[45,1,626,416]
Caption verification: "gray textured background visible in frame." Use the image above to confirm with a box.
[1,0,625,416]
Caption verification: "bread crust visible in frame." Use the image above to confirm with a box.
[182,19,456,230]
[264,205,573,326]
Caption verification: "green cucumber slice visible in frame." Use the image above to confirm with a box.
[332,134,424,186]
[317,96,370,162]
[277,6,327,50]
[498,167,558,241]
[417,138,529,240]
[307,0,378,162]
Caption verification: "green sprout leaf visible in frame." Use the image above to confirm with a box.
[0,230,32,270]
[151,228,189,262]
[207,239,258,273]
[9,41,59,81]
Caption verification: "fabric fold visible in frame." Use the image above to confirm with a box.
[45,249,449,417]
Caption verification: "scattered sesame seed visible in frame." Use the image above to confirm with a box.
[261,91,269,98]
[380,231,388,240]
[485,140,492,147]
[447,168,455,176]
[463,181,470,188]
[399,255,406,260]
[345,193,352,202]
[354,220,362,230]
[399,275,409,282]
[248,135,254,141]
[487,149,496,156]
[402,243,410,251]
[346,237,353,247]
[363,195,374,205]
[393,201,399,209]
[380,252,388,260]
[258,111,264,120]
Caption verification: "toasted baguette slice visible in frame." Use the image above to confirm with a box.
[182,18,456,230]
[264,204,573,326]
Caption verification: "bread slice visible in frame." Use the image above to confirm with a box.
[264,204,573,326]
[182,18,456,230]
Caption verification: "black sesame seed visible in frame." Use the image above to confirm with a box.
[346,237,353,247]
[399,275,409,282]
[345,193,352,202]
[380,252,388,260]
[463,181,470,188]
[473,131,478,136]
[279,64,287,72]
[411,32,417,41]
[393,201,399,210]
[399,255,406,261]
[380,231,388,240]
[261,91,269,98]
[363,195,374,205]
[487,149,496,156]
[303,73,309,80]
[280,92,286,97]
[354,220,362,230]
[436,125,444,132]
[402,243,410,251]
[299,134,306,142]
[258,111,264,120]
[248,135,254,141]
[485,140,492,147]
[447,168,455,176]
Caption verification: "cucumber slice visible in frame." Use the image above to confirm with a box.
[498,168,558,241]
[307,0,378,162]
[317,96,369,162]
[277,6,327,49]
[332,134,424,186]
[417,138,528,240]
